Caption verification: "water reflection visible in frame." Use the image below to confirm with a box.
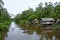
[4,22,40,40]
[55,30,60,40]
[41,31,54,40]
[0,24,10,40]
[3,22,60,40]
[0,31,8,40]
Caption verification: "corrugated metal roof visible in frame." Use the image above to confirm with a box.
[41,18,55,21]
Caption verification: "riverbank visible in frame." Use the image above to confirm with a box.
[0,20,11,40]
[0,22,59,40]
[0,31,7,40]
[0,20,11,31]
[16,20,60,31]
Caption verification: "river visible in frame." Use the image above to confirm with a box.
[3,22,60,40]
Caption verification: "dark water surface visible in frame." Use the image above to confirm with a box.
[3,22,60,40]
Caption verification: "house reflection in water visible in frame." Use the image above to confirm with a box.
[21,25,60,40]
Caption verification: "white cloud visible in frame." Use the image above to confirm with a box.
[3,0,60,16]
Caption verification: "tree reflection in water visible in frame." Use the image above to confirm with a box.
[2,23,60,40]
[20,25,60,40]
[55,30,60,40]
[0,31,7,40]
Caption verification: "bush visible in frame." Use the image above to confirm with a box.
[19,20,27,26]
[0,21,11,31]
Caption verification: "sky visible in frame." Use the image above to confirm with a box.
[2,0,60,17]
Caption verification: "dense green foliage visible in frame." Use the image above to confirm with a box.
[0,0,11,31]
[0,0,11,40]
[15,2,60,25]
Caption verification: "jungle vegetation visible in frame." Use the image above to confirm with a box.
[15,2,60,26]
[0,0,11,31]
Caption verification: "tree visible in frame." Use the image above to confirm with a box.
[54,3,60,18]
[15,2,60,25]
[35,3,43,19]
